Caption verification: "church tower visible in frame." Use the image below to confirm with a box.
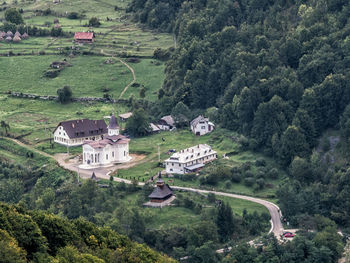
[108,114,119,136]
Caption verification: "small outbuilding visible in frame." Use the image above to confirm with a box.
[148,177,173,203]
[149,123,161,134]
[158,115,175,131]
[119,112,133,122]
[74,32,94,43]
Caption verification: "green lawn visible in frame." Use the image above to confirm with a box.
[119,190,269,230]
[0,96,127,143]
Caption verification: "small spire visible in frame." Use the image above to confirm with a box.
[108,113,119,129]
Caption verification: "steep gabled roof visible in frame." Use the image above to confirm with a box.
[160,115,175,126]
[149,184,173,199]
[190,115,208,127]
[54,119,107,139]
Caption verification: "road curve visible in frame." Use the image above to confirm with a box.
[0,137,284,240]
[170,186,284,238]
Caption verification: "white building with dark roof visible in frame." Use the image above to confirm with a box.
[165,144,217,174]
[53,119,107,147]
[190,115,215,136]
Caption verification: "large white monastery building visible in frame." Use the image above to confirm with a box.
[165,144,217,174]
[53,118,107,147]
[81,114,131,168]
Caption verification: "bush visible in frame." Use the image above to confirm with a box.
[267,168,279,179]
[230,172,241,183]
[256,178,265,189]
[244,171,254,178]
[256,171,266,179]
[244,177,255,187]
[255,158,266,167]
[88,17,100,27]
[224,180,232,189]
[67,12,79,19]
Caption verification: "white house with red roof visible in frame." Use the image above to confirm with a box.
[81,114,131,168]
[74,32,94,43]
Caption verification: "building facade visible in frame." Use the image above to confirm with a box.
[165,144,217,174]
[81,115,131,168]
[190,115,215,136]
[53,119,107,147]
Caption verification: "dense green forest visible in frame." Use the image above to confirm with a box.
[129,0,350,163]
[0,202,175,263]
[126,0,350,261]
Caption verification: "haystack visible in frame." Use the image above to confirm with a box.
[5,36,12,42]
[22,33,29,39]
[6,31,13,37]
[0,31,5,38]
[14,31,21,37]
[13,35,21,42]
[0,36,4,42]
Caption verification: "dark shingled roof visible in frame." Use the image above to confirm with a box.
[108,114,119,129]
[149,183,173,199]
[54,119,107,139]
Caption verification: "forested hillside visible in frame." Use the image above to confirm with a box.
[0,202,175,263]
[128,0,350,253]
[129,0,350,165]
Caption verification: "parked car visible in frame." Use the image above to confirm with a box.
[169,149,176,153]
[283,232,295,238]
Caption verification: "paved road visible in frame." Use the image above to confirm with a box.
[171,186,284,238]
[1,137,285,241]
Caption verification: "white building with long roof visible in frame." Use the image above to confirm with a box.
[164,144,217,174]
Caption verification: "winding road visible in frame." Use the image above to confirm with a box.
[1,136,284,242]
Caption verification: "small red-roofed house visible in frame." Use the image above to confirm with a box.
[74,32,94,43]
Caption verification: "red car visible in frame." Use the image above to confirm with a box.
[283,232,295,238]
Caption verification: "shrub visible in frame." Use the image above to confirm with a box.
[267,168,279,179]
[88,17,100,27]
[244,177,255,187]
[230,172,241,183]
[67,12,79,19]
[256,178,265,189]
[255,158,266,167]
[244,171,254,178]
[224,180,232,189]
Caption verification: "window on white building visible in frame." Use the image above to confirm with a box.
[106,154,108,160]
[112,151,114,158]
[201,126,205,129]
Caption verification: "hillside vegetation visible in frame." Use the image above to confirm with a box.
[0,202,175,263]
[129,0,350,165]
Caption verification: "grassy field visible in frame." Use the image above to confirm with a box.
[0,0,174,57]
[118,190,268,230]
[117,129,285,198]
[0,96,127,142]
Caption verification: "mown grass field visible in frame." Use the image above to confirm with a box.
[0,0,174,57]
[0,55,165,100]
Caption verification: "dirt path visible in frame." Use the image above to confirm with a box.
[100,49,136,99]
[0,137,53,159]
